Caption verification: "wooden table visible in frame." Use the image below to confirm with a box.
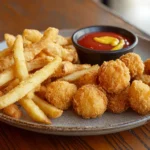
[0,0,150,150]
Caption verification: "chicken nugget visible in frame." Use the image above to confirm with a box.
[120,52,144,78]
[107,87,129,113]
[144,59,150,75]
[135,74,150,86]
[73,84,108,119]
[45,81,77,110]
[98,59,130,94]
[129,80,150,115]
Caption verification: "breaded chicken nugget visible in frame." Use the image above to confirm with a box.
[144,59,150,75]
[73,84,108,119]
[98,59,130,94]
[129,80,150,115]
[107,87,129,113]
[135,74,150,86]
[120,53,144,78]
[45,81,77,110]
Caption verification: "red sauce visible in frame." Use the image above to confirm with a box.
[77,32,131,51]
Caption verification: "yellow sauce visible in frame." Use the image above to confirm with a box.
[93,36,125,51]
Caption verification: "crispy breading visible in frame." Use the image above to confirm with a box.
[120,52,144,78]
[45,81,77,110]
[98,59,130,94]
[129,80,150,115]
[107,87,129,113]
[135,74,150,86]
[144,59,150,75]
[73,84,108,119]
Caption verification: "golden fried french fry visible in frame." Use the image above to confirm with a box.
[4,34,16,48]
[0,56,53,87]
[23,37,32,46]
[19,97,50,124]
[1,79,22,119]
[55,35,69,46]
[53,61,91,78]
[35,51,47,58]
[59,65,99,82]
[2,104,22,119]
[0,66,15,87]
[65,37,72,45]
[13,35,50,124]
[0,48,12,58]
[23,29,43,43]
[27,56,54,71]
[0,56,62,109]
[33,95,63,118]
[2,79,19,94]
[13,35,28,80]
[43,42,77,62]
[0,27,59,72]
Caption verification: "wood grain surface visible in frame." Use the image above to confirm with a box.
[0,0,150,150]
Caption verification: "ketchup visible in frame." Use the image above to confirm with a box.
[77,32,131,51]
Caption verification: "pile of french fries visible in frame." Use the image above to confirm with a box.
[0,27,80,124]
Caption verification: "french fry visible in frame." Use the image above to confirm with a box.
[0,66,15,87]
[27,56,53,71]
[1,79,22,119]
[53,61,91,78]
[23,29,43,43]
[0,48,12,58]
[33,95,63,118]
[0,27,59,72]
[23,37,32,46]
[0,56,62,109]
[0,56,53,87]
[13,35,28,80]
[59,65,99,82]
[2,104,22,119]
[2,79,19,94]
[55,35,69,46]
[19,97,50,124]
[4,34,16,48]
[13,35,50,124]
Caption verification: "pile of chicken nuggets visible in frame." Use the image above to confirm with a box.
[0,27,150,124]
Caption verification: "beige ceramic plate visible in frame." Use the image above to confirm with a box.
[0,29,150,136]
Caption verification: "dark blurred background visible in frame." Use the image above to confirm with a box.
[99,0,150,36]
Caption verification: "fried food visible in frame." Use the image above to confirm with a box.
[144,59,150,75]
[73,65,98,87]
[45,81,77,110]
[0,27,59,72]
[2,104,22,119]
[53,61,91,78]
[32,95,63,118]
[135,74,150,86]
[129,80,150,115]
[120,52,144,78]
[59,65,99,82]
[23,29,43,43]
[43,42,77,62]
[98,59,130,94]
[0,57,62,109]
[107,87,129,113]
[0,48,12,58]
[4,34,16,48]
[73,84,108,119]
[13,35,29,80]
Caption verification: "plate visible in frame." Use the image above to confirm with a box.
[0,29,150,136]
